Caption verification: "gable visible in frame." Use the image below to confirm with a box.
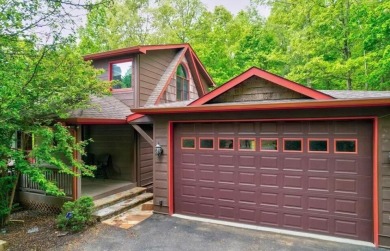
[207,76,308,104]
[191,67,333,106]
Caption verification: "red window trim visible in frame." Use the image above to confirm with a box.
[181,137,196,149]
[334,138,358,154]
[238,138,256,151]
[176,63,190,101]
[307,138,329,153]
[199,137,214,150]
[109,58,133,93]
[283,138,303,153]
[260,138,279,152]
[218,137,235,151]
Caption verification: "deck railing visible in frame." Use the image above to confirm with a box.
[19,165,73,198]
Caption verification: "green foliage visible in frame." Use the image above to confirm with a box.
[56,196,95,232]
[0,176,16,227]
[79,0,389,90]
[0,0,110,224]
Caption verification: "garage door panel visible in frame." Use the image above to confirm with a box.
[174,120,373,242]
[282,157,304,171]
[308,176,330,192]
[308,158,330,172]
[259,156,278,170]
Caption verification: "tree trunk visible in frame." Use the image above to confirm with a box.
[5,171,20,225]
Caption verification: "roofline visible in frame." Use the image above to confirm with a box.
[133,98,390,114]
[187,44,216,88]
[64,118,128,125]
[126,114,145,123]
[83,44,189,61]
[190,67,334,106]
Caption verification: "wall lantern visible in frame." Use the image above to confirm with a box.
[155,143,163,157]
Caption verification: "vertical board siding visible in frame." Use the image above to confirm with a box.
[87,125,135,182]
[379,116,390,243]
[139,50,177,107]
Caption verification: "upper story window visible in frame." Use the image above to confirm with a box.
[110,59,132,90]
[176,64,189,101]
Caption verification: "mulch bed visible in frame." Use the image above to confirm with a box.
[0,210,88,251]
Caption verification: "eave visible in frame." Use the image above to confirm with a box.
[83,44,189,61]
[132,98,390,115]
[65,118,128,125]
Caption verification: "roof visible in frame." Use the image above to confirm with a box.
[321,90,390,99]
[190,67,334,106]
[83,44,190,61]
[69,96,131,122]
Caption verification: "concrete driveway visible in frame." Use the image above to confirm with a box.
[57,214,383,251]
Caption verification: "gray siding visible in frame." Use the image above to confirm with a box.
[379,116,390,247]
[91,55,136,108]
[86,125,135,182]
[139,50,177,107]
[138,126,153,187]
[209,76,307,104]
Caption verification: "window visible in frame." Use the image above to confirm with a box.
[239,139,256,151]
[283,139,303,152]
[260,139,278,151]
[219,138,234,150]
[199,138,214,149]
[308,139,328,153]
[182,138,195,149]
[110,60,132,90]
[335,139,357,153]
[176,64,189,101]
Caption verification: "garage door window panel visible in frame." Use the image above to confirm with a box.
[239,138,256,151]
[260,138,278,152]
[308,139,329,153]
[199,138,214,150]
[335,139,357,154]
[219,138,234,150]
[283,139,303,152]
[182,137,196,149]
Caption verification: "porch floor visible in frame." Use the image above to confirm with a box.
[81,178,136,200]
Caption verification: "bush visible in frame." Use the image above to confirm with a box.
[56,196,95,232]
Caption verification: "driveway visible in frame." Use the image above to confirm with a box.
[57,214,383,251]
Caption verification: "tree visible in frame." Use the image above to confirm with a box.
[261,0,390,90]
[79,0,156,54]
[0,0,110,226]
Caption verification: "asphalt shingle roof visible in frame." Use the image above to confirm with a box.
[320,90,390,99]
[70,96,131,120]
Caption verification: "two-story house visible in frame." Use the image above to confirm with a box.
[17,43,390,248]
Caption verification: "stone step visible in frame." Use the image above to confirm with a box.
[93,187,147,211]
[93,192,153,221]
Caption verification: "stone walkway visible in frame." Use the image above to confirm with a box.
[101,200,153,229]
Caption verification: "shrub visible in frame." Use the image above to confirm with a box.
[56,196,95,232]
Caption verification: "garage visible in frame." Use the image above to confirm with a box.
[173,120,373,242]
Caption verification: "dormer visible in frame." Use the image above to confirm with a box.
[84,44,215,110]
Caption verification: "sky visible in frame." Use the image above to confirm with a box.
[201,0,270,17]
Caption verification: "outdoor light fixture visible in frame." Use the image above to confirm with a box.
[155,143,163,157]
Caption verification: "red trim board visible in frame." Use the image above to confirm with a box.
[190,67,333,106]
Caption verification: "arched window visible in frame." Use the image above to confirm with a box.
[176,64,189,101]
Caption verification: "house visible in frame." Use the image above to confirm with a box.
[18,44,390,248]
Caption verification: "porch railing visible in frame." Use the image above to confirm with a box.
[19,165,73,198]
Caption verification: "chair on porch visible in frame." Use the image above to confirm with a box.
[95,154,112,179]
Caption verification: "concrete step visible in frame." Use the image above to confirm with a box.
[93,192,153,221]
[93,187,147,211]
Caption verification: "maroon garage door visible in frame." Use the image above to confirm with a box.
[174,120,373,242]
